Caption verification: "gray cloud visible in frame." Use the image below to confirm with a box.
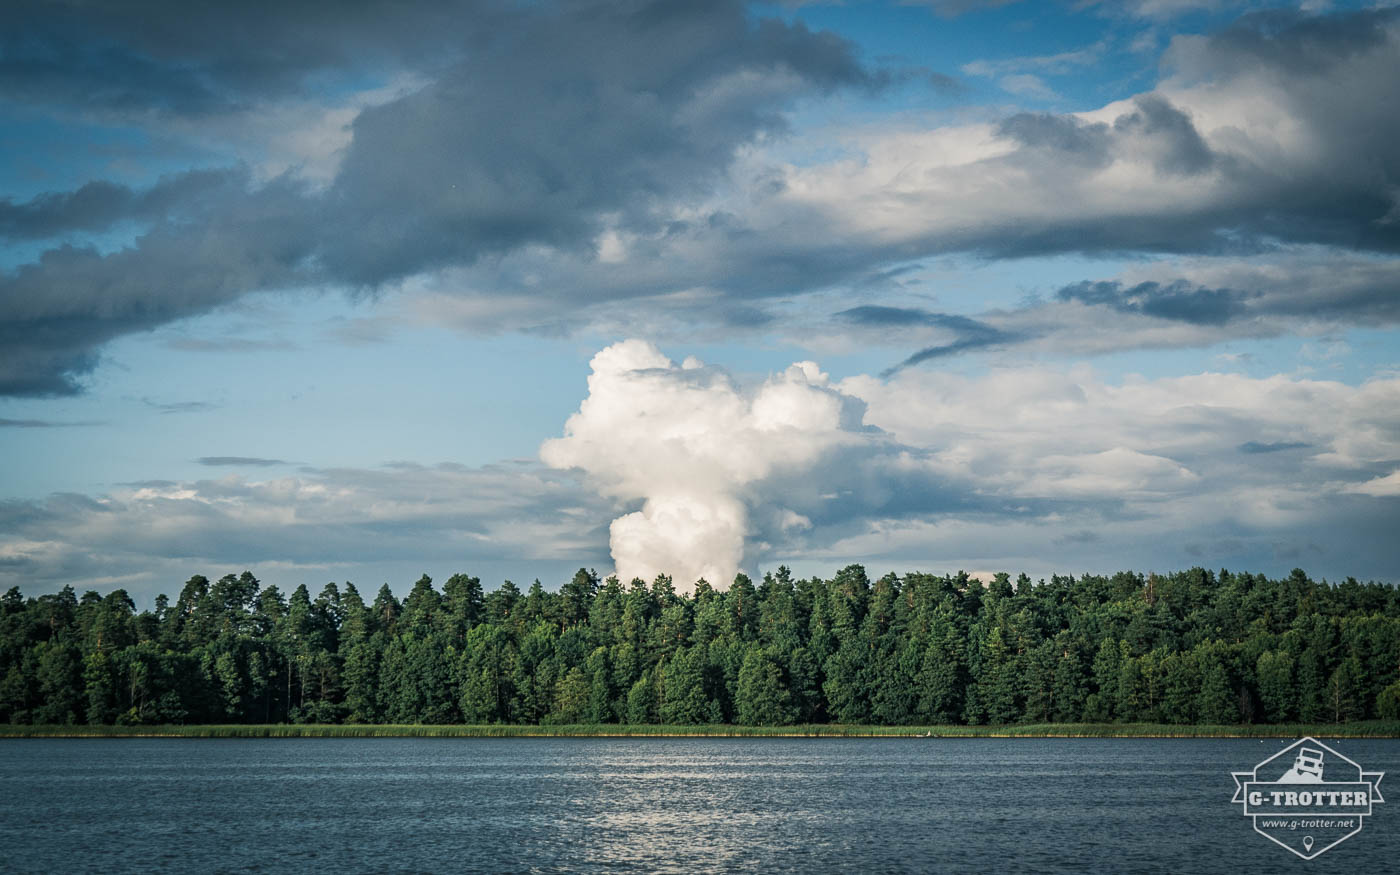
[0,0,486,118]
[317,5,870,287]
[854,249,1400,372]
[0,1,869,396]
[1179,7,1398,75]
[0,169,240,239]
[3,5,1399,397]
[835,306,1023,375]
[994,112,1112,167]
[1110,93,1215,175]
[828,362,1400,581]
[1238,441,1310,454]
[0,174,318,396]
[1056,280,1244,325]
[469,6,1400,342]
[0,461,612,600]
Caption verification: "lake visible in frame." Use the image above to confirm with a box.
[1,737,1395,872]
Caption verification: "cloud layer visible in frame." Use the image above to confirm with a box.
[542,341,1400,587]
[3,6,1398,392]
[0,0,869,394]
[4,341,1397,596]
[0,461,609,595]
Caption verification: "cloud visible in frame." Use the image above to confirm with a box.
[540,339,876,590]
[315,4,870,288]
[0,175,319,396]
[760,8,1400,262]
[5,345,1398,594]
[0,461,610,599]
[835,306,1021,375]
[961,41,1105,78]
[541,341,1400,588]
[0,169,241,240]
[843,365,1400,493]
[1344,470,1400,498]
[0,0,480,119]
[0,1,870,396]
[822,364,1400,578]
[3,5,1399,397]
[996,74,1061,101]
[835,248,1400,372]
[1056,279,1241,325]
[411,7,1400,354]
[1238,441,1310,454]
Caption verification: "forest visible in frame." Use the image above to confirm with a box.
[3,566,1399,727]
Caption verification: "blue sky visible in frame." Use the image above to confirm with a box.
[1,0,1397,604]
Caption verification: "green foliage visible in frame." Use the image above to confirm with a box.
[737,648,794,726]
[1378,681,1400,721]
[2,566,1397,728]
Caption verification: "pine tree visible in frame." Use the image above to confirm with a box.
[737,647,794,726]
[1197,650,1235,724]
[1256,650,1295,724]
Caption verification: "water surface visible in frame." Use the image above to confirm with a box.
[1,737,1395,872]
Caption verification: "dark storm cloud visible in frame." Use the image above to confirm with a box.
[0,0,488,117]
[1184,6,1399,75]
[0,169,239,239]
[0,175,316,395]
[0,0,869,396]
[319,4,870,286]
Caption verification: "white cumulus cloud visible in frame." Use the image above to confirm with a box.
[540,339,870,590]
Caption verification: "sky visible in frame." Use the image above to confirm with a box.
[1,0,1397,604]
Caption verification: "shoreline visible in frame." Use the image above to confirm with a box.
[4,721,1398,739]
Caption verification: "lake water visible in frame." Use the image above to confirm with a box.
[1,737,1395,873]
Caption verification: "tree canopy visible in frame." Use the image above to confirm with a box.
[3,566,1398,727]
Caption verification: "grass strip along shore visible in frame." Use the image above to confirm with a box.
[5,721,1399,738]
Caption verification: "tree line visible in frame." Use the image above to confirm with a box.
[3,565,1399,726]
